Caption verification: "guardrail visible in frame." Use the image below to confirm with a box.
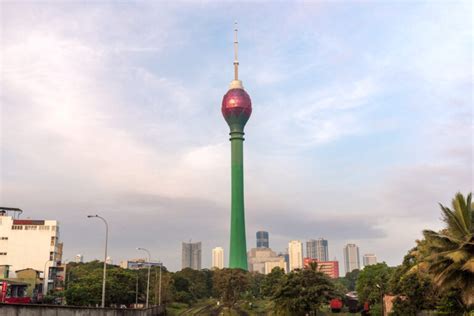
[0,303,166,315]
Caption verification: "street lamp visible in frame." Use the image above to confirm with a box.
[137,248,151,308]
[43,259,51,296]
[376,283,384,316]
[158,261,162,306]
[87,214,108,308]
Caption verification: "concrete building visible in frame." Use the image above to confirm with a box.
[343,243,360,274]
[306,238,329,261]
[256,231,269,248]
[211,247,224,269]
[74,254,83,263]
[264,261,286,274]
[182,241,201,270]
[303,258,340,278]
[278,251,290,273]
[0,209,62,293]
[288,240,303,271]
[247,248,287,274]
[363,254,377,267]
[120,258,162,270]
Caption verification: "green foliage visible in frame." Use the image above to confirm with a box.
[261,267,286,298]
[213,268,249,307]
[247,272,265,299]
[414,192,474,309]
[355,262,393,308]
[389,250,438,315]
[64,260,171,307]
[342,269,359,291]
[171,268,213,304]
[272,266,337,315]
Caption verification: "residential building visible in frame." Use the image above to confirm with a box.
[0,209,62,293]
[256,231,269,248]
[182,241,201,270]
[343,243,360,274]
[74,254,83,263]
[288,240,303,271]
[306,238,329,261]
[212,247,224,269]
[105,256,113,265]
[247,248,287,274]
[303,258,340,278]
[363,254,377,267]
[278,251,290,273]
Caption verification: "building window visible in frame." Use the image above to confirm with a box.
[39,226,50,231]
[50,236,57,246]
[25,225,37,230]
[0,237,8,240]
[0,253,6,255]
[12,225,23,230]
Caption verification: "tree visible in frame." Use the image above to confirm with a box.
[355,263,393,312]
[389,249,438,315]
[272,265,337,315]
[261,267,285,298]
[414,192,474,309]
[213,268,249,307]
[172,268,212,304]
[341,269,359,291]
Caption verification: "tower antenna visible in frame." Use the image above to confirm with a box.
[233,21,239,81]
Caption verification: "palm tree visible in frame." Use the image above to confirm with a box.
[413,192,473,309]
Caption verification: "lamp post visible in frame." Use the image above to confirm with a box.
[87,214,108,308]
[43,259,51,296]
[376,283,384,316]
[158,262,162,306]
[137,247,151,308]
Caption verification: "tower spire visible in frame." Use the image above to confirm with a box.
[234,21,239,81]
[230,21,243,89]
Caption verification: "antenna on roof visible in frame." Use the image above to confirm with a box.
[233,21,239,81]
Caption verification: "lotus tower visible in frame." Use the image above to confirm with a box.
[221,24,252,270]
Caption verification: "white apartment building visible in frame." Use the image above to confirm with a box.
[0,211,62,292]
[288,240,303,271]
[74,254,84,263]
[343,243,360,274]
[211,247,224,269]
[363,253,377,267]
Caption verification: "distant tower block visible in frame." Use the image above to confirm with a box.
[256,231,269,248]
[222,22,252,270]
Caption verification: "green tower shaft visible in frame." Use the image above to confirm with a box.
[221,23,252,271]
[229,130,248,269]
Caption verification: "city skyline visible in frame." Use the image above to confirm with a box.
[1,1,471,271]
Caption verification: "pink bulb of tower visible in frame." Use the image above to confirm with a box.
[222,88,252,120]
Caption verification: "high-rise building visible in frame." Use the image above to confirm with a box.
[278,251,290,273]
[256,231,269,248]
[306,238,329,261]
[288,240,303,271]
[182,242,202,270]
[247,248,287,274]
[363,254,377,267]
[0,208,62,293]
[222,24,252,270]
[303,258,340,278]
[212,247,224,269]
[343,243,360,274]
[74,254,83,263]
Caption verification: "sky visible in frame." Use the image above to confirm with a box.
[0,1,472,273]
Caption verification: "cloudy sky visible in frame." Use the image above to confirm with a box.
[1,1,472,273]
